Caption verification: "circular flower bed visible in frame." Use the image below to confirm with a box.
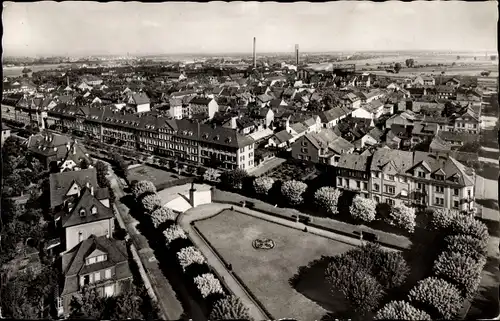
[252,238,275,250]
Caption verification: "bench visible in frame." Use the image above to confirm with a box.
[292,214,312,224]
[362,231,379,242]
[246,201,255,209]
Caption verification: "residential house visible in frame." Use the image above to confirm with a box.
[268,130,294,149]
[335,154,371,198]
[256,93,274,108]
[318,106,351,128]
[188,97,219,120]
[446,78,461,88]
[354,126,384,150]
[354,100,385,119]
[410,122,439,146]
[356,74,372,88]
[422,76,436,86]
[168,98,183,120]
[434,85,455,99]
[59,235,133,317]
[452,106,481,134]
[127,92,151,113]
[358,89,385,103]
[342,92,362,109]
[27,132,74,168]
[82,75,103,86]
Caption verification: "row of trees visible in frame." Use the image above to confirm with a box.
[324,243,411,318]
[131,180,252,320]
[375,208,489,319]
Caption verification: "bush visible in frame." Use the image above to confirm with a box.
[193,273,225,298]
[349,195,376,222]
[387,203,416,233]
[343,270,385,313]
[430,208,459,231]
[176,246,207,271]
[163,225,187,245]
[375,300,431,320]
[203,168,221,182]
[151,207,177,228]
[280,180,308,206]
[132,180,157,199]
[253,176,275,197]
[450,215,489,243]
[314,186,341,216]
[443,234,488,261]
[433,251,486,299]
[408,277,463,319]
[209,295,252,321]
[141,194,162,213]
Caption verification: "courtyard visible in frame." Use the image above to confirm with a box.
[127,164,186,190]
[194,209,354,321]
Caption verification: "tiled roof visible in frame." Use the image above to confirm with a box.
[272,130,294,144]
[412,151,475,186]
[130,92,150,105]
[337,154,371,171]
[290,122,308,134]
[370,148,414,172]
[189,97,213,105]
[49,168,98,208]
[319,106,350,123]
[61,235,131,296]
[62,188,114,228]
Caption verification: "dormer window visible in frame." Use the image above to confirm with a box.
[86,254,108,265]
[79,209,86,217]
[91,206,97,215]
[214,135,220,141]
[434,174,444,181]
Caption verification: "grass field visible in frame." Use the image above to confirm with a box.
[127,164,185,189]
[195,209,354,321]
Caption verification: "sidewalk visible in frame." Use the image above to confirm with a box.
[179,204,270,321]
[107,168,184,321]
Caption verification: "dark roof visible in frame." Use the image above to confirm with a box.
[370,148,414,172]
[130,92,150,105]
[49,168,99,208]
[62,188,114,228]
[337,154,371,171]
[189,97,213,105]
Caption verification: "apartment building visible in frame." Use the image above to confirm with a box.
[335,154,371,198]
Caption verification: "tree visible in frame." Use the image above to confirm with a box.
[219,168,249,190]
[210,295,252,321]
[95,161,109,188]
[342,270,384,314]
[141,193,162,213]
[444,234,488,261]
[375,300,431,320]
[430,208,459,231]
[112,153,128,178]
[387,203,416,233]
[394,63,402,74]
[280,180,308,206]
[105,287,144,320]
[314,186,341,216]
[374,251,410,290]
[132,180,157,199]
[69,286,108,319]
[253,176,275,197]
[151,207,176,228]
[408,277,463,319]
[405,59,415,68]
[163,224,187,245]
[450,214,489,243]
[4,172,25,196]
[457,55,461,60]
[433,251,486,299]
[177,246,207,271]
[458,141,481,153]
[193,273,225,298]
[349,195,376,222]
[203,168,221,182]
[80,158,90,170]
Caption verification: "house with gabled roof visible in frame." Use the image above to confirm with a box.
[335,154,372,198]
[452,106,481,133]
[59,235,132,317]
[127,92,150,113]
[268,129,294,148]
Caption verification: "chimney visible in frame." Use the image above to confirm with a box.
[91,186,94,196]
[73,145,76,155]
[231,116,238,129]
[66,142,71,150]
[67,76,69,87]
[253,37,257,69]
[295,44,299,65]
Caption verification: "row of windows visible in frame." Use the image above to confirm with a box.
[373,171,461,183]
[80,269,112,286]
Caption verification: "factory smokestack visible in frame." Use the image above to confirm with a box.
[295,44,299,65]
[253,37,256,69]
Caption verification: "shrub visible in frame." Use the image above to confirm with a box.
[433,251,486,299]
[450,215,489,243]
[209,295,252,321]
[430,208,459,231]
[151,207,177,228]
[342,270,385,313]
[141,193,162,213]
[443,234,488,261]
[349,195,376,222]
[374,251,410,290]
[314,186,341,215]
[131,180,157,199]
[387,203,416,233]
[253,176,275,197]
[203,168,221,182]
[280,180,308,206]
[176,246,207,271]
[219,168,248,190]
[408,277,463,319]
[163,225,187,245]
[375,300,431,320]
[193,273,225,298]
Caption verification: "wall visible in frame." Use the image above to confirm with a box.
[65,219,113,251]
[191,189,212,207]
[291,136,319,163]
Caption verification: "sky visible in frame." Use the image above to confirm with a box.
[2,1,498,57]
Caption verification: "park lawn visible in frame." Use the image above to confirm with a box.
[195,209,354,321]
[127,164,185,189]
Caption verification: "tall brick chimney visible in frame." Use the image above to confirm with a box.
[295,44,299,65]
[253,37,256,69]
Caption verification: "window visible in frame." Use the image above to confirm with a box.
[301,148,308,153]
[104,285,114,297]
[78,231,84,242]
[400,176,407,183]
[373,172,380,178]
[435,186,444,193]
[87,257,96,265]
[363,182,368,190]
[401,189,408,197]
[79,209,86,217]
[344,179,349,187]
[94,272,100,282]
[454,188,459,196]
[373,184,380,191]
[386,199,395,205]
[337,177,342,186]
[374,196,380,203]
[356,181,361,189]
[467,190,471,197]
[384,185,395,195]
[417,183,423,190]
[105,269,112,279]
[386,175,395,181]
[453,200,459,208]
[91,206,97,215]
[434,197,444,206]
[301,141,307,147]
[239,147,245,153]
[418,171,425,178]
[56,297,63,309]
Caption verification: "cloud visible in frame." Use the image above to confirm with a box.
[142,20,160,27]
